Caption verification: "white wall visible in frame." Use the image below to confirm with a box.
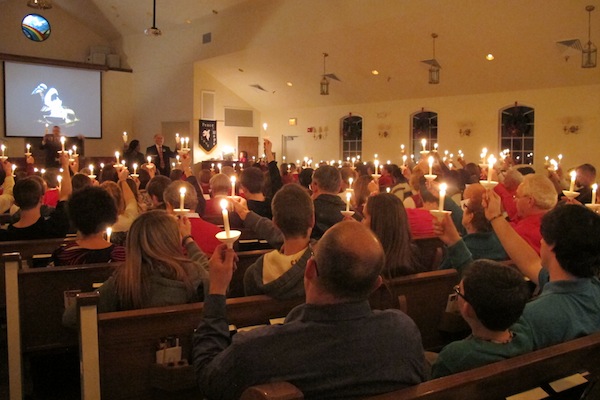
[260,83,600,172]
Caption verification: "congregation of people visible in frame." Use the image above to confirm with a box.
[2,128,600,399]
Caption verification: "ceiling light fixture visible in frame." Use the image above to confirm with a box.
[320,53,330,95]
[421,33,441,84]
[486,53,495,61]
[583,5,597,68]
[144,0,162,36]
[27,0,52,9]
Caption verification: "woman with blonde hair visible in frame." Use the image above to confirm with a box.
[63,210,209,326]
[101,168,143,245]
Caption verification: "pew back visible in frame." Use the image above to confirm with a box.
[96,295,305,400]
[369,269,460,350]
[240,331,600,400]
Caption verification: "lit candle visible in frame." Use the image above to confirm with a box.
[100,163,104,170]
[438,183,447,212]
[401,144,405,152]
[115,151,120,164]
[569,170,576,192]
[487,155,496,182]
[230,176,236,197]
[176,155,180,164]
[147,156,152,164]
[57,174,62,190]
[72,145,78,157]
[60,136,66,152]
[133,163,138,175]
[185,137,189,150]
[348,177,353,188]
[217,163,222,171]
[374,159,380,174]
[211,163,215,170]
[593,184,598,205]
[26,143,31,155]
[1,144,5,157]
[374,153,378,159]
[345,191,351,212]
[106,227,112,242]
[220,199,231,237]
[428,156,434,175]
[175,133,180,143]
[386,187,391,193]
[89,164,94,176]
[481,147,488,164]
[263,122,268,131]
[122,131,128,143]
[402,155,407,166]
[351,157,356,167]
[434,143,439,151]
[421,138,427,152]
[557,154,563,165]
[179,187,186,210]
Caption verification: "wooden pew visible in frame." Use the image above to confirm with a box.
[413,236,445,271]
[3,254,115,399]
[240,331,600,400]
[0,236,77,309]
[369,269,461,350]
[79,294,305,400]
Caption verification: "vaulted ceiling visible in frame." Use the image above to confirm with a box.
[47,0,600,111]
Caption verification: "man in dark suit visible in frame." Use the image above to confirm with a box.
[145,133,177,177]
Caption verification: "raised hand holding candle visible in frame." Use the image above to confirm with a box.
[438,183,447,212]
[593,184,598,205]
[179,187,186,210]
[220,199,231,237]
[569,170,576,192]
[60,136,66,152]
[230,176,236,196]
[428,156,434,175]
[345,191,351,212]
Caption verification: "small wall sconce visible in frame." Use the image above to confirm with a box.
[378,130,390,138]
[288,118,297,126]
[459,128,472,137]
[563,125,579,134]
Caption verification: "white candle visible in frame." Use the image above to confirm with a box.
[593,184,598,205]
[26,143,31,154]
[176,155,180,164]
[211,163,215,170]
[428,156,434,175]
[374,159,380,174]
[175,133,180,143]
[60,136,65,152]
[345,191,351,212]
[115,151,120,164]
[569,170,576,192]
[348,177,353,188]
[487,155,496,181]
[1,144,5,157]
[185,137,189,150]
[179,187,186,210]
[401,144,405,152]
[434,143,438,151]
[100,163,104,170]
[558,154,563,165]
[263,122,268,131]
[89,164,94,176]
[106,227,112,242]
[122,131,128,143]
[402,155,407,166]
[220,199,231,237]
[133,163,138,175]
[230,176,236,196]
[421,138,427,152]
[57,174,63,190]
[386,187,391,193]
[438,183,447,212]
[217,163,222,171]
[11,164,16,176]
[147,156,152,164]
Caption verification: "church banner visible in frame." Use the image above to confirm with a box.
[199,120,217,153]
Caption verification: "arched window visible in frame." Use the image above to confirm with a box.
[500,104,535,165]
[341,115,362,160]
[411,110,438,160]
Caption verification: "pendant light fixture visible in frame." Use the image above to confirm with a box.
[320,53,330,95]
[27,0,52,9]
[145,0,162,36]
[420,33,441,84]
[582,5,597,68]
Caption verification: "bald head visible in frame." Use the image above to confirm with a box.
[314,221,384,300]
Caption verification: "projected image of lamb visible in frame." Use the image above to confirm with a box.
[31,83,79,126]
